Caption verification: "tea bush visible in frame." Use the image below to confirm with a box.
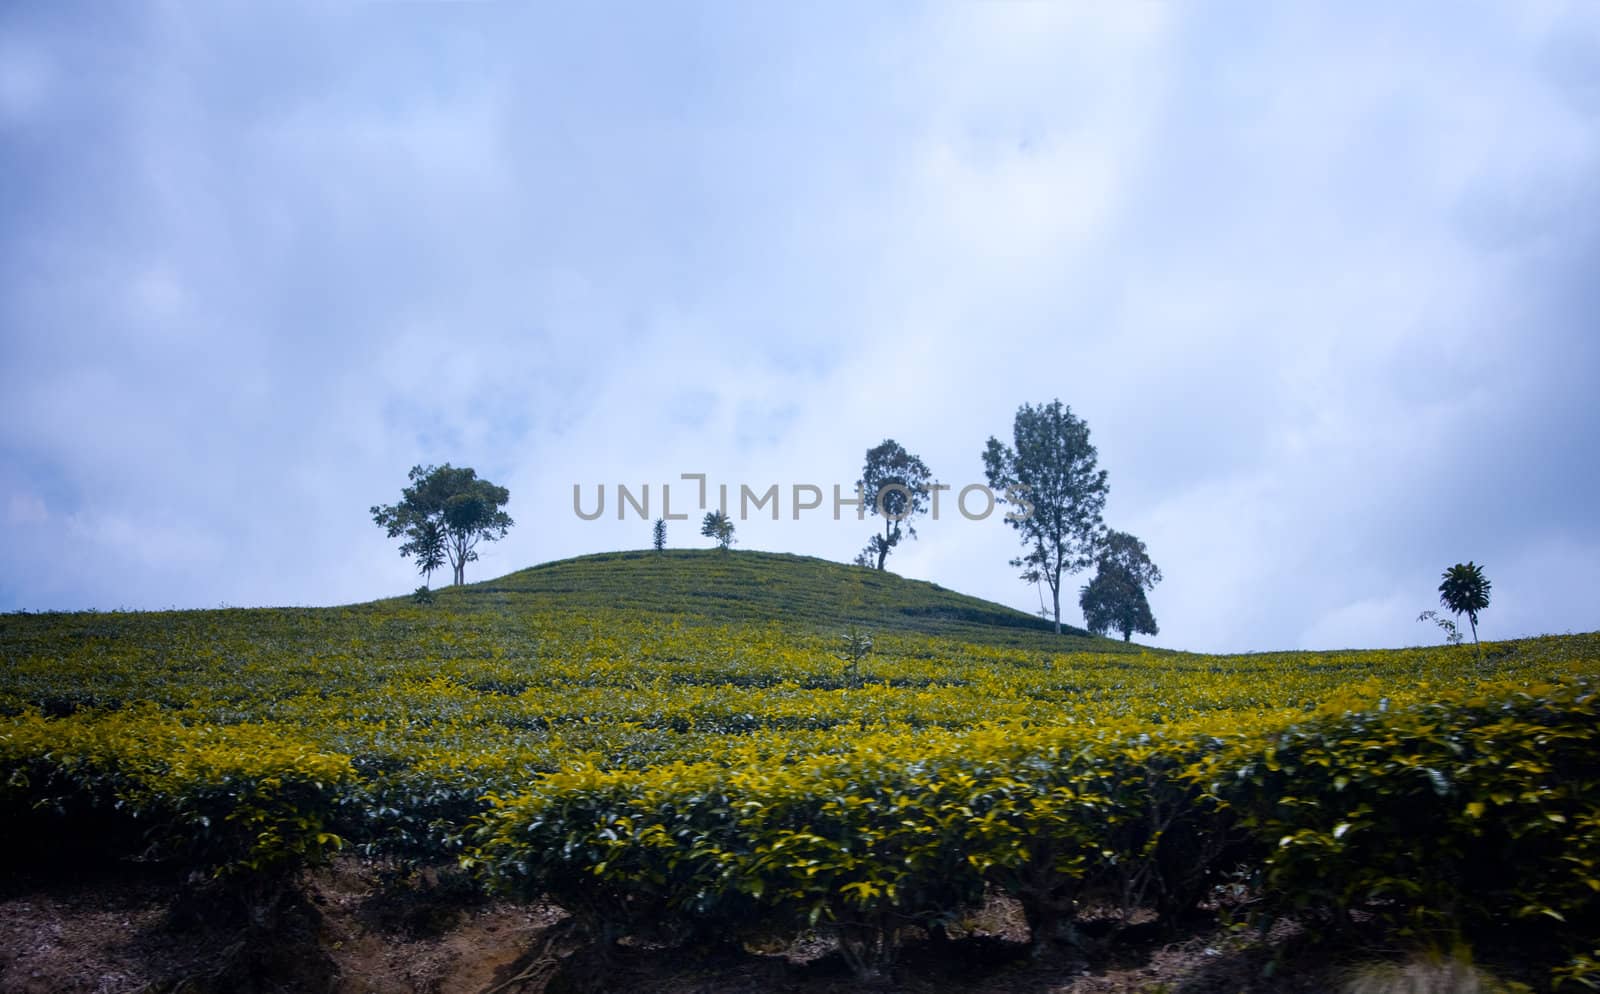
[1,553,1596,982]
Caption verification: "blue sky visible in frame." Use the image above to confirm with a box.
[2,2,1596,651]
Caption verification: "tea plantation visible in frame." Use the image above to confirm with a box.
[2,550,1596,986]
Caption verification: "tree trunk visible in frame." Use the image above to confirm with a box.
[1470,617,1480,665]
[1051,579,1062,635]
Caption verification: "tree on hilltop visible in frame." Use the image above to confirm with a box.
[1438,561,1491,661]
[702,510,734,551]
[983,400,1108,634]
[857,439,933,571]
[372,464,513,586]
[1079,530,1161,642]
[413,518,447,588]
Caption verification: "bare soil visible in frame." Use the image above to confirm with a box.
[0,859,1420,994]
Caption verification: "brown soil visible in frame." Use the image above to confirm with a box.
[0,859,1401,994]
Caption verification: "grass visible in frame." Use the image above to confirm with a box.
[438,548,1112,648]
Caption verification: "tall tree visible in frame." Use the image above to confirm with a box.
[983,400,1109,634]
[1078,530,1161,642]
[1438,561,1491,661]
[857,439,933,571]
[652,518,667,552]
[701,510,735,550]
[371,464,513,586]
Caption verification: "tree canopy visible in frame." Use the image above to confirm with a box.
[411,518,447,588]
[371,464,513,586]
[1439,561,1491,658]
[983,400,1109,634]
[857,439,933,571]
[1079,530,1161,642]
[701,510,735,550]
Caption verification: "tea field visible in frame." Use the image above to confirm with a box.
[2,550,1597,988]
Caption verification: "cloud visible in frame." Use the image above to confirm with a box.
[2,2,1597,652]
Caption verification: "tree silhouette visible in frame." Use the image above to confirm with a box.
[371,464,513,586]
[982,400,1108,634]
[414,518,446,588]
[1078,530,1162,642]
[701,510,735,551]
[1438,561,1491,661]
[857,439,933,571]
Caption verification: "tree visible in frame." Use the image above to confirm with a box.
[836,624,873,681]
[855,534,890,571]
[1078,530,1161,642]
[371,464,513,587]
[652,518,667,552]
[1416,610,1464,646]
[983,400,1109,634]
[701,510,734,550]
[1438,561,1491,660]
[857,439,933,571]
[413,518,447,588]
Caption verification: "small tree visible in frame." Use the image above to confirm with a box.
[701,510,734,550]
[413,518,446,588]
[983,400,1109,634]
[652,518,667,552]
[371,464,513,586]
[858,439,933,571]
[1416,610,1464,646]
[1438,561,1491,661]
[1078,530,1162,642]
[836,625,873,681]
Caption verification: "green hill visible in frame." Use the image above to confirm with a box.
[441,548,1117,650]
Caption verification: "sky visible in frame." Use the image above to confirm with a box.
[2,2,1597,652]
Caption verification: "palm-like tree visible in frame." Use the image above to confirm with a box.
[1438,562,1491,661]
[414,519,446,588]
[701,510,735,551]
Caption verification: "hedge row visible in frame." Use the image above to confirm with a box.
[0,708,353,883]
[2,680,1596,985]
[1207,682,1600,945]
[470,679,1600,981]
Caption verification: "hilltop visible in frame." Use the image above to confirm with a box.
[432,548,1116,649]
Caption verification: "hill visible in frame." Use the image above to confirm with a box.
[442,548,1115,648]
[2,551,1598,993]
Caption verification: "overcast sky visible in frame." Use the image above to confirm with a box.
[3,2,1597,652]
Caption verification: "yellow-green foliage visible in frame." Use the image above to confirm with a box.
[468,678,1600,960]
[0,708,351,878]
[468,720,1225,954]
[1,559,1597,978]
[1200,677,1600,940]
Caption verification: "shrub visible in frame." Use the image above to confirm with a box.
[1201,679,1600,952]
[0,709,352,885]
